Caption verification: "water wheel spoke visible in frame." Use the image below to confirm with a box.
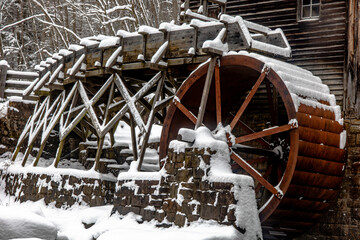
[230,70,267,130]
[215,64,222,125]
[230,152,281,198]
[230,113,270,148]
[174,98,197,125]
[247,156,268,165]
[233,145,278,158]
[232,156,268,173]
[255,164,273,192]
[235,124,295,144]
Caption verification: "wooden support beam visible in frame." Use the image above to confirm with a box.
[231,152,282,199]
[53,140,65,168]
[195,56,217,129]
[130,114,138,162]
[6,70,38,80]
[33,95,63,166]
[48,64,63,84]
[94,137,105,171]
[137,73,166,171]
[122,80,164,122]
[0,63,8,99]
[101,72,161,137]
[235,124,295,144]
[214,63,221,124]
[115,73,146,132]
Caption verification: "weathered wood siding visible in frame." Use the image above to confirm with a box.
[344,0,360,118]
[190,0,347,106]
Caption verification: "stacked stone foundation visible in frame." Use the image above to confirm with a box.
[114,147,251,229]
[0,100,35,154]
[0,145,261,238]
[0,169,116,208]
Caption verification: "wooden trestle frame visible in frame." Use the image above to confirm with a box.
[11,70,169,171]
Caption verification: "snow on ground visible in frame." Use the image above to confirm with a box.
[0,190,242,240]
[0,121,247,240]
[107,120,162,147]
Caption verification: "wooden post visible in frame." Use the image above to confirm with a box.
[94,137,105,171]
[137,73,166,171]
[0,61,8,99]
[53,140,65,168]
[130,114,138,162]
[195,56,217,129]
[203,0,209,16]
[345,0,360,118]
[21,144,34,167]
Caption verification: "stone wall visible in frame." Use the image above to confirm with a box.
[296,119,360,240]
[0,168,116,208]
[0,100,34,154]
[113,147,262,239]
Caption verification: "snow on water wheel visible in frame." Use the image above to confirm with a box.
[159,54,346,239]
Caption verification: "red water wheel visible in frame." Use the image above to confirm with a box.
[159,55,346,239]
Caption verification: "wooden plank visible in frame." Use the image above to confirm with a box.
[119,32,144,63]
[296,155,345,176]
[298,126,340,148]
[166,26,196,58]
[299,140,345,162]
[292,170,343,189]
[6,70,38,80]
[143,31,165,61]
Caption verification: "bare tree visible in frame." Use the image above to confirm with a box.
[0,0,181,70]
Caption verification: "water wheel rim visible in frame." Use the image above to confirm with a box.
[160,55,299,222]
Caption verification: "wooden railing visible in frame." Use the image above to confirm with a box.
[0,61,39,101]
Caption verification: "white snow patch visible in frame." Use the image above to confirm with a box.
[340,130,347,149]
[202,28,228,53]
[99,37,120,49]
[0,205,58,239]
[0,101,9,118]
[138,25,161,34]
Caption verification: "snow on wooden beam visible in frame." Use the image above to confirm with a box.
[105,46,122,68]
[33,71,51,92]
[102,72,161,137]
[68,54,85,76]
[114,74,146,133]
